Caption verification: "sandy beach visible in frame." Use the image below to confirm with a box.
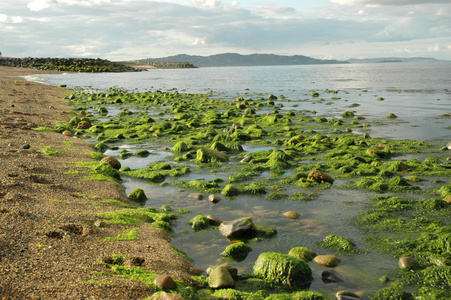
[0,66,192,299]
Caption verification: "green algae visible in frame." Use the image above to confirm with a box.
[189,215,210,231]
[221,242,252,261]
[101,227,139,241]
[222,184,241,197]
[288,247,317,262]
[127,188,147,203]
[319,234,359,254]
[253,252,313,289]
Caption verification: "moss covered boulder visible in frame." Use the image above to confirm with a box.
[308,169,334,184]
[127,188,147,203]
[252,252,313,289]
[189,215,210,231]
[196,148,228,163]
[288,247,317,261]
[101,156,121,169]
[320,234,358,253]
[221,184,240,197]
[221,242,252,261]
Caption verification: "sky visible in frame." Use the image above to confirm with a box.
[0,0,450,61]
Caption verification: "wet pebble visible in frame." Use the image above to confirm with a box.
[206,214,222,226]
[282,211,300,219]
[188,193,204,200]
[398,256,418,270]
[322,269,346,283]
[336,291,360,300]
[62,130,72,137]
[20,144,30,149]
[100,156,121,169]
[208,194,221,204]
[313,255,341,268]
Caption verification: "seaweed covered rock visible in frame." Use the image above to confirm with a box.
[371,287,413,300]
[101,156,121,169]
[221,184,240,197]
[172,141,190,153]
[189,215,210,231]
[320,234,358,253]
[288,247,317,261]
[252,252,313,289]
[264,149,294,170]
[308,169,334,184]
[127,188,147,203]
[196,148,228,163]
[221,242,252,261]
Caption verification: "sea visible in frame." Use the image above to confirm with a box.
[23,61,451,298]
[25,61,451,141]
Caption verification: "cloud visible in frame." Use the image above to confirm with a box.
[331,0,450,5]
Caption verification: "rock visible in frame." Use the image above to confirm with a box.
[154,275,177,289]
[20,144,30,150]
[207,264,238,280]
[189,267,204,276]
[206,214,222,226]
[93,220,107,228]
[101,156,121,169]
[288,247,317,261]
[208,194,221,204]
[196,148,228,163]
[240,156,252,163]
[127,188,147,203]
[62,130,72,137]
[221,185,240,197]
[363,132,370,139]
[283,211,300,219]
[189,215,209,231]
[345,128,352,133]
[221,242,252,261]
[76,120,91,129]
[207,265,235,289]
[387,113,398,119]
[219,217,253,239]
[398,256,418,270]
[149,291,184,300]
[322,269,346,283]
[188,193,204,200]
[336,291,360,300]
[253,252,313,289]
[313,255,341,268]
[308,170,334,184]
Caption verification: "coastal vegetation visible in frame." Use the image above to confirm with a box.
[0,57,141,72]
[52,86,450,299]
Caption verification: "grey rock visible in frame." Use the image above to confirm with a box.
[207,265,235,289]
[188,193,204,200]
[219,217,253,239]
[208,194,221,204]
[322,269,346,283]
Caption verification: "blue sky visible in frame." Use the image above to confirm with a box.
[0,0,450,60]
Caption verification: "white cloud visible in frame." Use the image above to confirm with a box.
[27,0,55,11]
[0,14,24,23]
[190,0,222,8]
[331,0,450,5]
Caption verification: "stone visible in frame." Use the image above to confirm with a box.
[188,193,204,200]
[398,256,418,270]
[76,120,91,129]
[207,265,235,289]
[62,130,72,137]
[308,169,334,184]
[313,255,341,268]
[20,144,30,150]
[207,264,238,280]
[101,156,121,169]
[288,247,317,262]
[336,291,361,300]
[196,148,228,163]
[322,269,346,283]
[154,275,177,289]
[149,291,184,300]
[219,217,253,239]
[206,214,222,226]
[387,113,398,119]
[208,194,221,204]
[240,156,252,163]
[127,188,147,202]
[283,211,300,219]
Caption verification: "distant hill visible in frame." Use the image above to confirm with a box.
[347,57,439,63]
[135,53,347,67]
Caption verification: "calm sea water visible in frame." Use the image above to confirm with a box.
[24,62,451,298]
[25,61,451,141]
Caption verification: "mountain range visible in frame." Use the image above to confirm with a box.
[134,53,440,68]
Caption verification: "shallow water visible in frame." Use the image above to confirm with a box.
[25,62,451,298]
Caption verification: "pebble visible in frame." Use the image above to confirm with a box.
[283,211,300,219]
[322,269,346,283]
[62,130,72,137]
[313,255,341,268]
[208,194,221,204]
[398,256,418,269]
[188,193,204,200]
[206,214,222,226]
[154,275,177,289]
[20,144,30,149]
[336,291,360,300]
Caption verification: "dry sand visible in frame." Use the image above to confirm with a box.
[0,67,192,299]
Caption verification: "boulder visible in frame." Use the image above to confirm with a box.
[188,193,204,200]
[127,188,147,203]
[283,211,300,219]
[76,120,92,129]
[253,252,313,289]
[288,247,317,261]
[207,265,235,289]
[221,242,252,261]
[101,156,121,169]
[196,148,228,163]
[308,170,334,184]
[154,275,177,289]
[219,217,253,239]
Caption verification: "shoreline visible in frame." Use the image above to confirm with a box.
[0,66,192,299]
